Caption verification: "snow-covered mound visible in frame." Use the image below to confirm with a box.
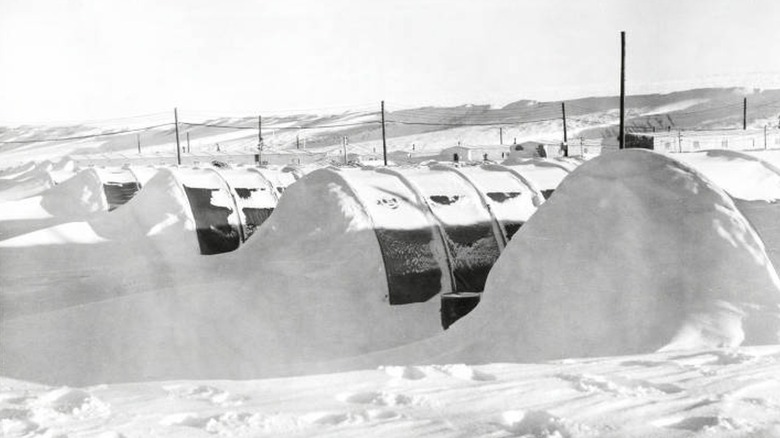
[0,161,55,202]
[436,149,780,364]
[0,166,298,252]
[677,151,780,282]
[673,150,780,202]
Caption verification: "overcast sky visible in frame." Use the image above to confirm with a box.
[2,0,780,123]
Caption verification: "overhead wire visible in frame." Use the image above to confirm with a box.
[0,123,175,144]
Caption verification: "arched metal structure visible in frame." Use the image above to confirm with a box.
[309,161,576,310]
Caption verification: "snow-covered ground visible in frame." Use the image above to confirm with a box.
[3,345,780,437]
[4,97,780,436]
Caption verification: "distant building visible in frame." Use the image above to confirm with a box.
[565,138,605,158]
[439,145,509,162]
[626,128,780,153]
[508,140,567,159]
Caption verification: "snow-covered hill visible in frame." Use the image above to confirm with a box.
[2,87,779,165]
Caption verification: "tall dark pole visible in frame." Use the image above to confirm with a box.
[343,136,348,164]
[174,107,181,165]
[186,132,190,153]
[499,127,503,145]
[561,102,568,143]
[619,31,626,150]
[381,100,387,165]
[136,133,141,154]
[743,97,747,130]
[257,115,263,165]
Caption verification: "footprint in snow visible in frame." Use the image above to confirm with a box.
[556,373,683,396]
[432,364,496,381]
[337,391,418,407]
[163,384,248,406]
[31,387,110,418]
[498,410,591,437]
[654,415,744,432]
[670,350,758,367]
[380,365,427,380]
[303,409,400,426]
[380,364,495,381]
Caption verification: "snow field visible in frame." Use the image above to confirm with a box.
[3,346,780,437]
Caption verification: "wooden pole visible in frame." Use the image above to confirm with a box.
[343,136,348,164]
[257,115,263,165]
[499,127,503,145]
[381,100,387,166]
[174,108,181,165]
[743,97,747,130]
[136,133,141,154]
[186,132,190,153]
[561,102,568,143]
[765,125,768,149]
[619,31,626,150]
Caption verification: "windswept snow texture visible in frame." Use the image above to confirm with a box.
[433,150,780,364]
[675,150,780,274]
[0,162,55,202]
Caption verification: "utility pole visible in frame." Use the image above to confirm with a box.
[136,133,141,154]
[619,31,626,150]
[381,100,387,166]
[343,136,348,164]
[296,133,300,149]
[257,115,264,165]
[743,97,747,130]
[499,127,503,145]
[174,107,181,165]
[765,125,768,149]
[561,102,568,144]
[186,132,190,153]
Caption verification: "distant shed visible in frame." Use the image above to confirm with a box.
[626,128,780,153]
[509,141,566,159]
[439,145,509,162]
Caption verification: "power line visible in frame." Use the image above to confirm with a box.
[180,120,382,130]
[386,116,562,127]
[0,123,175,144]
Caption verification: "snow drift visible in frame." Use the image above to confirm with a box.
[675,150,780,278]
[433,149,780,364]
[0,166,298,253]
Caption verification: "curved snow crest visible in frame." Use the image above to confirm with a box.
[0,169,198,250]
[673,150,780,202]
[41,168,108,216]
[448,149,780,362]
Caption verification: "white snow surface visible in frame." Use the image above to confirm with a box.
[673,150,780,202]
[440,149,780,362]
[4,150,780,436]
[4,346,780,437]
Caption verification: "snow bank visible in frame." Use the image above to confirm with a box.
[676,151,780,281]
[0,167,443,384]
[438,149,780,363]
[0,168,54,202]
[673,150,780,202]
[40,168,108,216]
